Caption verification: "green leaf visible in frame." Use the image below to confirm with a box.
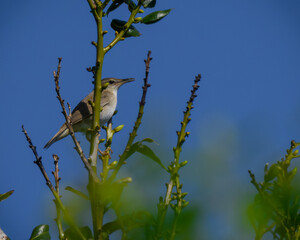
[64,226,93,240]
[124,0,137,12]
[111,19,141,37]
[123,138,158,161]
[124,141,140,161]
[0,190,14,202]
[142,0,156,8]
[264,163,279,182]
[29,225,50,240]
[65,186,89,200]
[141,9,172,25]
[137,145,167,170]
[106,0,124,16]
[122,138,165,169]
[140,138,158,144]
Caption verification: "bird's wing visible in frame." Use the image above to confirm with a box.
[70,90,110,125]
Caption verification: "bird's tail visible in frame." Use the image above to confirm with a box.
[44,124,69,149]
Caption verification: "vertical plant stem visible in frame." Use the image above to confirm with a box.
[89,7,104,168]
[86,2,105,239]
[109,51,152,182]
[155,75,201,239]
[52,154,64,240]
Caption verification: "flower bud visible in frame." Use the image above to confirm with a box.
[114,125,124,133]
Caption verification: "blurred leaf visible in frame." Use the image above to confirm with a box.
[102,220,121,235]
[106,0,124,16]
[264,163,279,182]
[141,9,172,24]
[64,226,92,240]
[0,190,14,202]
[137,145,167,170]
[103,182,127,204]
[122,211,153,231]
[29,225,50,240]
[142,0,156,8]
[111,19,141,37]
[123,139,165,170]
[65,186,89,200]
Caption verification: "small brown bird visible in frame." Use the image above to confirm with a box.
[44,77,134,149]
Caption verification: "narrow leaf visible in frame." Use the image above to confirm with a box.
[142,0,156,8]
[0,190,14,202]
[106,0,124,16]
[29,225,50,240]
[65,186,89,200]
[141,9,172,25]
[137,145,167,170]
[111,19,141,37]
[140,138,158,144]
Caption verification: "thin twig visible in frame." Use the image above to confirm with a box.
[53,58,100,184]
[22,125,86,240]
[109,51,152,182]
[22,125,55,192]
[52,154,64,240]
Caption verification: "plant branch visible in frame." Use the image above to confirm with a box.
[104,2,142,54]
[22,126,86,240]
[109,51,152,182]
[86,2,105,238]
[155,74,202,238]
[87,2,105,167]
[53,58,100,184]
[52,154,64,240]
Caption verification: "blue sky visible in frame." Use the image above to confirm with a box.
[1,0,300,239]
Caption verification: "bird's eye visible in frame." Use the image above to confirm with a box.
[109,80,114,84]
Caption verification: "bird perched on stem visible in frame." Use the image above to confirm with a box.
[44,77,134,149]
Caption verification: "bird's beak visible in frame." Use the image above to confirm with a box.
[122,78,135,83]
[118,78,135,87]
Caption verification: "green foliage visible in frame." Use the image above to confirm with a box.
[64,227,93,240]
[141,9,172,25]
[142,0,156,8]
[106,0,171,39]
[125,138,167,170]
[29,225,50,240]
[0,190,14,202]
[249,140,300,240]
[111,19,141,37]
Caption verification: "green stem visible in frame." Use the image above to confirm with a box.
[86,2,104,239]
[108,51,152,182]
[53,191,87,240]
[89,8,104,168]
[155,75,201,239]
[104,2,141,54]
[169,177,182,240]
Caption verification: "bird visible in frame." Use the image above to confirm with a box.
[44,77,134,149]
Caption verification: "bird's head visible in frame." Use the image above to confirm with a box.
[101,78,135,91]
